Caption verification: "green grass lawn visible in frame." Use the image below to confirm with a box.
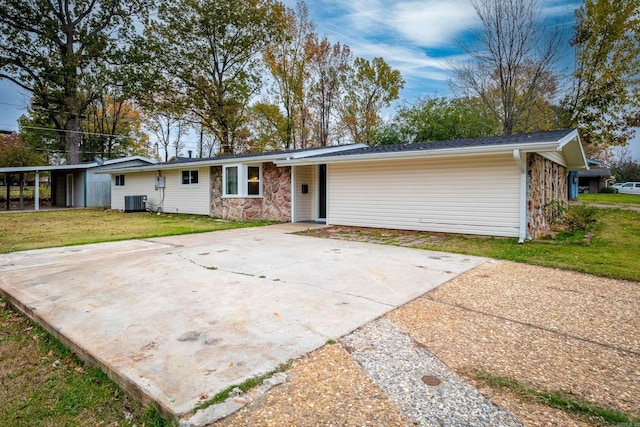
[411,208,640,281]
[579,193,640,205]
[0,299,174,427]
[0,185,50,201]
[0,209,272,253]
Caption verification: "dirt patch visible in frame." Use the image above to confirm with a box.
[216,343,408,426]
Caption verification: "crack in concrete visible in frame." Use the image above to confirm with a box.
[180,253,397,309]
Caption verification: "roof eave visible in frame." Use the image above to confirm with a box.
[275,141,562,166]
[96,152,300,174]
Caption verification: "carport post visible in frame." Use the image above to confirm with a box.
[34,171,40,211]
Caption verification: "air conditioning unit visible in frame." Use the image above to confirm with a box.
[124,195,147,212]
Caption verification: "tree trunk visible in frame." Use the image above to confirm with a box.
[65,115,81,164]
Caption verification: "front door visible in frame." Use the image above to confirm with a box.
[65,174,74,207]
[318,164,327,221]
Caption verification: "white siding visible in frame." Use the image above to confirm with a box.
[294,165,315,221]
[539,151,567,166]
[111,171,157,211]
[161,168,210,215]
[327,154,522,237]
[111,167,211,215]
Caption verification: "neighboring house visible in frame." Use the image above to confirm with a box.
[568,159,612,196]
[0,156,156,211]
[104,129,588,241]
[578,167,611,194]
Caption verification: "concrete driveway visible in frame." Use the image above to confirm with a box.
[0,223,486,416]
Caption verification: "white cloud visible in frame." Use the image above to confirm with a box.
[389,1,478,47]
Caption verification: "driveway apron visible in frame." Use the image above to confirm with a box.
[0,224,486,416]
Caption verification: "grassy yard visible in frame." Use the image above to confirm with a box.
[0,209,272,253]
[578,193,640,205]
[0,185,50,201]
[0,299,173,427]
[303,207,640,282]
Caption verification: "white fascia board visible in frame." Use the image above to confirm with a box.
[559,131,589,171]
[556,129,579,149]
[103,156,157,166]
[0,163,96,173]
[96,153,294,174]
[287,143,368,159]
[274,142,560,166]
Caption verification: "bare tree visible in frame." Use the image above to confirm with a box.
[450,0,561,135]
[307,36,352,147]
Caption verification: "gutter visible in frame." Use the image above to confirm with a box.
[513,149,528,244]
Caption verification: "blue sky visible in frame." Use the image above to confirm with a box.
[8,0,640,163]
[0,0,580,133]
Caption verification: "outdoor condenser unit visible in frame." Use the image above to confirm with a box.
[124,195,147,212]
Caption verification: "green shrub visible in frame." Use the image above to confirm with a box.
[599,186,617,194]
[564,204,599,232]
[544,200,567,225]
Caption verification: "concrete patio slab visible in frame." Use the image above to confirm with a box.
[0,223,487,417]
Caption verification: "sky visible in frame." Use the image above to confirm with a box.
[1,0,638,160]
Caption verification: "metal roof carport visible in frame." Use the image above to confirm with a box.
[0,157,155,211]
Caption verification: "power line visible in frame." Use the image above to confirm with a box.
[0,123,131,139]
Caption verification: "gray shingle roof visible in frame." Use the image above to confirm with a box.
[305,129,576,158]
[162,144,364,165]
[579,168,610,177]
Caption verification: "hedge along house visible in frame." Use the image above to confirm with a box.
[0,156,155,211]
[105,129,587,241]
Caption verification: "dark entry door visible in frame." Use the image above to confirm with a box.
[318,164,327,220]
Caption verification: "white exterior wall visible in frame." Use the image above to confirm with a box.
[111,167,211,215]
[327,154,522,237]
[293,165,316,221]
[539,151,567,167]
[111,171,156,211]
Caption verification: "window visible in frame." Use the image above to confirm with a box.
[247,166,260,195]
[181,170,199,186]
[223,164,262,197]
[225,166,238,195]
[115,175,125,186]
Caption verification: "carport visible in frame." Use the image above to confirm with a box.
[0,156,154,210]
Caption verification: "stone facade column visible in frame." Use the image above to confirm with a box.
[527,154,568,239]
[209,162,291,222]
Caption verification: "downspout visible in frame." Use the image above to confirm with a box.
[513,149,527,244]
[290,165,296,223]
[83,170,87,208]
[34,171,40,211]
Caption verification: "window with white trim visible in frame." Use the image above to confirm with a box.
[115,175,125,186]
[181,170,199,186]
[223,164,262,197]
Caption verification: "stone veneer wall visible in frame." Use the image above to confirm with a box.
[210,162,291,222]
[527,153,568,239]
